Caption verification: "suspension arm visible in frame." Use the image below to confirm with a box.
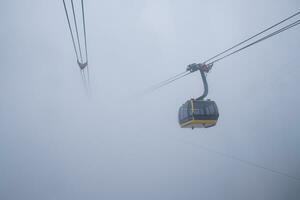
[186,63,213,100]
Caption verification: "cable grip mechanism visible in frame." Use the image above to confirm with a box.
[186,63,213,73]
[77,59,88,70]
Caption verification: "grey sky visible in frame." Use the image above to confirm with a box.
[1,0,300,199]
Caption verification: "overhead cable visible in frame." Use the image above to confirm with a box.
[209,19,300,64]
[181,139,300,182]
[62,0,79,61]
[204,11,300,63]
[143,72,191,94]
[144,13,300,93]
[71,0,84,62]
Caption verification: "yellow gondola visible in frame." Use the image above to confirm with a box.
[178,63,219,129]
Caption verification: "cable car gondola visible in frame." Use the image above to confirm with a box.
[179,63,219,128]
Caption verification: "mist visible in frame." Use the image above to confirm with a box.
[1,0,300,199]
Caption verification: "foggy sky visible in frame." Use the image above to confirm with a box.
[1,0,300,199]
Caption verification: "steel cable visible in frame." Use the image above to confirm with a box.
[144,14,300,93]
[209,19,300,64]
[71,0,83,63]
[204,11,300,63]
[181,139,300,182]
[142,72,191,94]
[62,0,79,61]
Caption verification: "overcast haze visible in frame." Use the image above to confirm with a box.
[1,0,300,199]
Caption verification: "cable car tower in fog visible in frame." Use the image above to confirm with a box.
[62,0,90,89]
